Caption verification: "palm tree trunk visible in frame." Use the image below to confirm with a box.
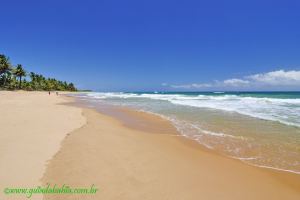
[3,74,7,88]
[19,76,21,89]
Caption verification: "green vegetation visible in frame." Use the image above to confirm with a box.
[0,54,77,91]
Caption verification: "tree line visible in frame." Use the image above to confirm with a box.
[0,54,77,91]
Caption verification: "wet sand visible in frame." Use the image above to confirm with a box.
[42,99,300,200]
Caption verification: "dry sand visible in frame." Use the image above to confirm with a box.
[0,91,85,200]
[1,91,300,200]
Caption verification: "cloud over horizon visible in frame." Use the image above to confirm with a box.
[163,70,300,90]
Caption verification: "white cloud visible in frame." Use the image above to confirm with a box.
[163,69,300,90]
[168,79,250,89]
[170,83,212,89]
[247,70,300,86]
[223,78,250,87]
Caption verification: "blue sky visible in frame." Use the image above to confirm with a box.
[1,0,300,91]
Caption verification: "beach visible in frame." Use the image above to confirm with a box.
[0,91,85,200]
[1,92,300,199]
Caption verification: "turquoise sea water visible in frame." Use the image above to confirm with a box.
[73,92,300,174]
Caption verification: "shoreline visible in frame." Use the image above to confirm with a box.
[70,96,300,178]
[70,95,300,176]
[117,108,300,176]
[42,95,300,199]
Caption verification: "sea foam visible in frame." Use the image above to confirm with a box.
[86,92,300,127]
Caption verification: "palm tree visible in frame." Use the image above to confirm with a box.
[13,64,26,89]
[0,54,10,75]
[29,72,36,82]
[68,83,76,91]
[1,53,78,91]
[0,54,12,87]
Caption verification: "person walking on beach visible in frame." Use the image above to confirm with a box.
[48,91,50,95]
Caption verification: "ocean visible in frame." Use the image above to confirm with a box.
[72,91,300,174]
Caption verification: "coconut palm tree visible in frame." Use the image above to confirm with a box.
[1,53,78,91]
[0,54,10,75]
[68,83,76,91]
[0,54,12,87]
[13,64,26,89]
